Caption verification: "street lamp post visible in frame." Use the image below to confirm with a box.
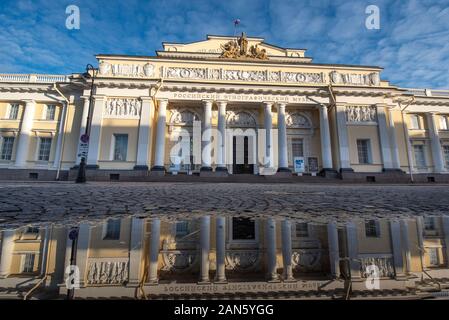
[66,228,79,300]
[76,64,98,183]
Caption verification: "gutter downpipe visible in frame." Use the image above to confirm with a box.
[53,83,70,180]
[400,97,416,183]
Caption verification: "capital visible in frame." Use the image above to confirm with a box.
[276,102,287,109]
[216,100,228,107]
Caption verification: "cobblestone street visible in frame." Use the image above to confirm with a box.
[0,182,448,229]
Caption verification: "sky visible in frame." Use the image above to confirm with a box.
[0,0,449,89]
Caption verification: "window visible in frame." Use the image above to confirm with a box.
[443,146,449,169]
[175,221,190,238]
[424,217,435,231]
[295,223,309,237]
[428,248,440,267]
[291,138,304,158]
[22,253,35,273]
[45,105,56,120]
[26,227,39,234]
[38,138,52,161]
[232,218,255,240]
[357,139,371,164]
[440,115,449,131]
[0,137,14,160]
[8,104,19,120]
[113,134,128,161]
[413,144,426,168]
[410,114,421,130]
[103,219,121,240]
[365,220,380,237]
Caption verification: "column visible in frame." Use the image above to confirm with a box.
[76,97,90,165]
[390,220,404,277]
[263,102,274,168]
[39,226,51,277]
[14,100,36,167]
[345,221,360,279]
[152,99,168,171]
[400,219,411,274]
[442,217,449,268]
[387,106,401,170]
[135,97,153,170]
[335,103,352,171]
[148,219,161,283]
[128,218,145,285]
[215,216,227,283]
[216,101,228,172]
[327,221,340,278]
[403,112,415,173]
[415,216,425,265]
[281,219,294,281]
[0,230,15,278]
[199,216,211,283]
[318,104,333,170]
[201,100,213,172]
[266,218,279,281]
[426,112,445,173]
[76,223,90,287]
[86,96,105,168]
[277,103,290,172]
[376,104,394,170]
[53,103,67,169]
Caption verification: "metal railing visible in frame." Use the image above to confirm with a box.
[23,276,48,300]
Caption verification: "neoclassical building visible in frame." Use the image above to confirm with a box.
[1,34,449,182]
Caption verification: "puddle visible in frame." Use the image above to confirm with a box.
[1,214,448,300]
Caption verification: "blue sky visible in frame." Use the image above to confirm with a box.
[0,0,449,89]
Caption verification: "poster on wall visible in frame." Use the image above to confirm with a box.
[308,157,319,173]
[294,157,305,173]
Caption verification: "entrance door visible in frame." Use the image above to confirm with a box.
[232,136,254,174]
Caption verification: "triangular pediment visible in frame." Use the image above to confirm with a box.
[159,34,312,63]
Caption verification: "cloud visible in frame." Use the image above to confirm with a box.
[0,0,448,88]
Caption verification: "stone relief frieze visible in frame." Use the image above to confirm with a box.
[86,260,129,284]
[161,250,198,272]
[285,112,312,128]
[291,249,323,272]
[104,98,141,118]
[163,67,326,84]
[226,110,257,127]
[360,257,395,278]
[225,250,262,272]
[98,61,154,77]
[345,105,377,123]
[330,71,380,86]
[169,109,200,125]
[165,67,207,80]
[160,240,198,273]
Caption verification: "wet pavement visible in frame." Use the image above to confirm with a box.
[0,182,448,230]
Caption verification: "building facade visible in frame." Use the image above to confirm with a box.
[1,34,449,182]
[1,216,449,299]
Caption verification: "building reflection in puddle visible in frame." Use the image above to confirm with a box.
[0,216,448,299]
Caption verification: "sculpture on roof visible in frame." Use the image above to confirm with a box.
[220,32,269,60]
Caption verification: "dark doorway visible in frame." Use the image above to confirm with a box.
[232,218,256,240]
[232,136,254,174]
